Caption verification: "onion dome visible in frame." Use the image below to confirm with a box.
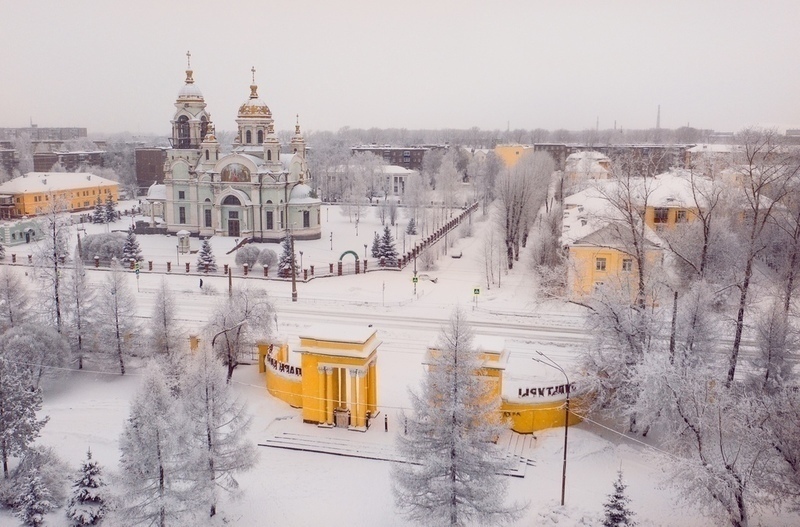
[289,183,313,202]
[238,67,272,118]
[177,51,204,100]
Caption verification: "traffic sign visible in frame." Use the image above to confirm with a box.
[412,276,418,283]
[473,288,480,295]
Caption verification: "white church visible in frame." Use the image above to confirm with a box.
[163,56,321,241]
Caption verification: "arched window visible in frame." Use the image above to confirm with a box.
[257,130,264,144]
[267,150,272,161]
[200,116,208,139]
[246,130,252,144]
[205,150,209,160]
[222,195,241,206]
[177,115,190,148]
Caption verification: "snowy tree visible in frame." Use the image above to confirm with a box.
[379,225,398,266]
[257,248,277,270]
[95,263,138,375]
[117,364,193,526]
[0,356,48,478]
[79,233,125,265]
[277,235,296,278]
[371,231,381,258]
[0,446,69,511]
[64,254,95,370]
[15,470,54,527]
[404,171,430,232]
[393,308,522,526]
[146,279,186,391]
[103,194,116,223]
[207,286,274,382]
[603,470,637,527]
[33,194,71,333]
[0,241,4,260]
[406,217,417,235]
[388,198,399,226]
[0,267,31,333]
[181,346,257,517]
[196,239,217,272]
[234,245,260,268]
[92,197,105,224]
[121,228,143,265]
[66,449,107,526]
[1,323,71,389]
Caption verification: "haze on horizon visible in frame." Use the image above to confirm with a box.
[2,0,799,138]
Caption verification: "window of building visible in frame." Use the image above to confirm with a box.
[84,201,89,207]
[179,206,186,224]
[257,130,263,144]
[622,258,632,272]
[266,211,273,230]
[205,150,209,161]
[594,281,605,291]
[228,211,238,219]
[303,211,310,228]
[178,191,185,200]
[267,150,272,161]
[676,210,687,223]
[246,130,252,144]
[204,209,212,228]
[654,207,669,224]
[595,257,607,271]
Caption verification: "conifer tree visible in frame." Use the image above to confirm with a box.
[393,308,522,526]
[196,238,217,272]
[603,470,637,527]
[92,197,105,224]
[406,217,417,235]
[0,356,48,478]
[380,225,398,265]
[371,232,381,258]
[66,449,107,526]
[0,241,5,260]
[103,194,116,223]
[278,235,296,278]
[121,228,143,265]
[15,470,54,527]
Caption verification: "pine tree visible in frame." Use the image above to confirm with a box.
[0,241,5,260]
[196,239,217,272]
[103,194,116,224]
[15,470,54,527]
[380,225,398,265]
[603,470,637,527]
[277,235,296,278]
[121,228,143,265]
[406,217,417,235]
[393,308,522,526]
[92,197,105,224]
[66,449,107,526]
[370,232,381,258]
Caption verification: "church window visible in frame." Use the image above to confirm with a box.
[266,211,273,230]
[204,209,212,227]
[267,150,272,161]
[280,210,284,229]
[257,130,264,144]
[303,211,310,228]
[177,115,190,148]
[178,191,185,200]
[246,130,252,144]
[222,195,241,206]
[179,207,186,224]
[205,150,209,160]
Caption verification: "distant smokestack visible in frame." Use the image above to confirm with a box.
[656,105,661,129]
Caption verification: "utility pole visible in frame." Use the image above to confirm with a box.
[290,231,297,302]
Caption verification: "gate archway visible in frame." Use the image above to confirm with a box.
[338,250,360,262]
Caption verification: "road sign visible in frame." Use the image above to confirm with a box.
[412,276,418,283]
[473,288,480,295]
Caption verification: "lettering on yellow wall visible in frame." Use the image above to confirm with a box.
[517,383,576,398]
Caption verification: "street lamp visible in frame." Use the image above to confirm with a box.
[364,244,368,258]
[176,245,180,265]
[532,351,571,506]
[299,250,304,270]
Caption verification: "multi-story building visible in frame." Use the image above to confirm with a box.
[350,145,429,171]
[33,150,106,172]
[0,171,119,219]
[0,126,87,142]
[135,147,167,192]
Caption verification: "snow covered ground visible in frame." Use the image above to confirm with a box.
[1,203,797,526]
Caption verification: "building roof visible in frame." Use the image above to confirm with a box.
[0,172,118,194]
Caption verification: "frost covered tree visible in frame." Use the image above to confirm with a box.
[406,217,417,235]
[1,323,71,389]
[277,235,296,278]
[207,286,274,382]
[15,470,54,527]
[380,225,398,265]
[602,470,636,527]
[196,238,217,272]
[370,231,381,258]
[66,449,107,526]
[34,195,71,333]
[181,346,257,517]
[257,248,277,270]
[0,241,4,260]
[121,228,143,265]
[0,267,31,333]
[117,364,192,527]
[393,308,522,526]
[146,279,186,390]
[0,357,48,478]
[0,446,68,512]
[64,254,95,370]
[103,194,116,223]
[92,197,105,224]
[95,263,138,375]
[234,245,260,268]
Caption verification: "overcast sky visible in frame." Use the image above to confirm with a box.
[2,1,798,137]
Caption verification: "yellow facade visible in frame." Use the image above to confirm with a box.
[494,144,533,168]
[502,399,582,433]
[643,205,697,230]
[0,173,119,218]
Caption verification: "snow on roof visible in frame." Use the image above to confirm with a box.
[687,144,742,153]
[0,172,118,194]
[382,165,417,175]
[298,324,376,345]
[566,150,609,162]
[146,183,166,201]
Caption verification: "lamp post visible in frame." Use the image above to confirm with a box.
[532,351,571,506]
[299,250,304,270]
[364,244,368,258]
[176,245,180,265]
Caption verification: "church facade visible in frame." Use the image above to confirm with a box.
[163,59,321,241]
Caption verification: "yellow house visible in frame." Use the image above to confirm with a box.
[0,172,119,218]
[259,325,379,431]
[494,144,533,168]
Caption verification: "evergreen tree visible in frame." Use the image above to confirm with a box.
[103,194,116,224]
[121,228,143,265]
[15,470,54,527]
[95,263,138,375]
[380,225,398,265]
[603,470,637,527]
[0,356,48,478]
[0,241,5,260]
[370,232,381,258]
[92,197,105,224]
[66,449,107,526]
[405,217,417,235]
[393,308,522,526]
[277,235,296,278]
[196,239,217,272]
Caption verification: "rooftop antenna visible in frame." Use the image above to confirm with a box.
[186,50,191,69]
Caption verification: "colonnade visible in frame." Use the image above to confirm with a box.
[316,362,377,430]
